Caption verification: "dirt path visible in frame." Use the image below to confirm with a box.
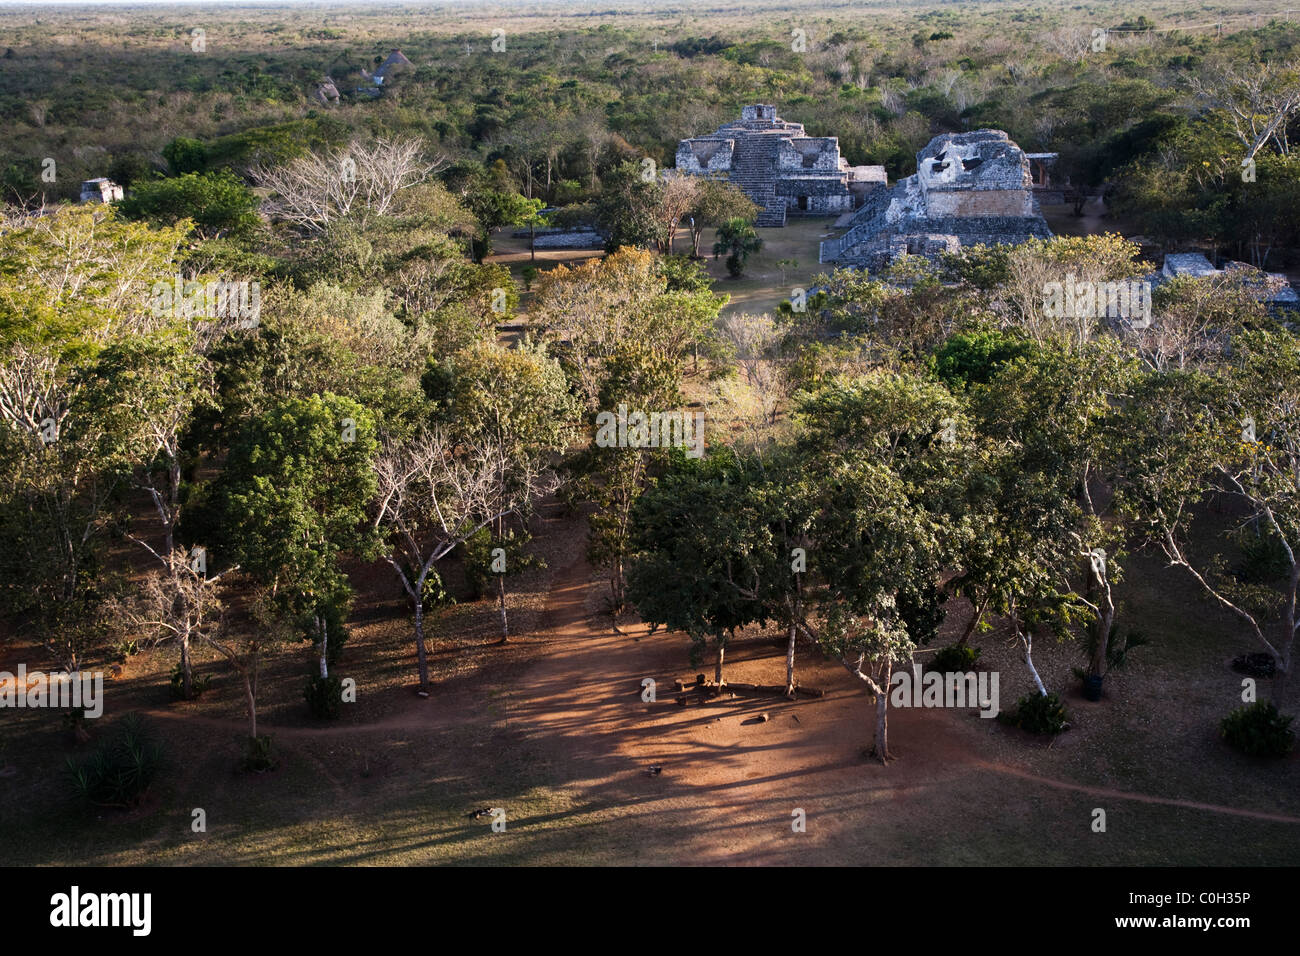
[494,514,1300,859]
[131,504,1300,862]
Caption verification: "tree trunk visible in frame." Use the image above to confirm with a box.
[1276,562,1300,704]
[1086,552,1116,678]
[318,615,329,680]
[1087,597,1114,680]
[1019,625,1048,697]
[179,633,193,699]
[242,671,257,740]
[414,598,430,691]
[1087,615,1111,679]
[610,555,625,614]
[957,593,986,647]
[872,683,891,764]
[497,573,509,643]
[784,622,797,697]
[714,635,725,686]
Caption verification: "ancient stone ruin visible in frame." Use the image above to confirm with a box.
[820,129,1052,268]
[79,178,123,204]
[676,105,882,226]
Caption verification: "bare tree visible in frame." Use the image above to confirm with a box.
[716,312,785,426]
[250,136,445,235]
[1042,27,1093,65]
[656,173,700,254]
[1121,273,1256,372]
[1188,60,1300,162]
[0,347,67,435]
[107,555,233,701]
[373,429,540,692]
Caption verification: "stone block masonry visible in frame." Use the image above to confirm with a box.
[821,129,1053,268]
[675,105,869,226]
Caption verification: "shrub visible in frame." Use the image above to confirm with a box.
[1074,626,1149,681]
[460,525,494,601]
[929,328,1030,388]
[65,713,164,808]
[1233,527,1290,583]
[62,709,90,744]
[243,734,276,772]
[304,674,343,720]
[1231,652,1276,678]
[1220,701,1296,757]
[1000,692,1069,735]
[169,665,211,700]
[928,643,981,673]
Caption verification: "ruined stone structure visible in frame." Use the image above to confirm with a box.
[1158,253,1298,310]
[1026,152,1063,204]
[79,178,123,204]
[676,105,878,227]
[820,129,1052,268]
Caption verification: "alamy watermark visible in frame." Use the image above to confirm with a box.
[151,275,261,328]
[889,662,1000,718]
[1043,274,1151,329]
[595,404,705,458]
[0,665,104,718]
[50,886,150,936]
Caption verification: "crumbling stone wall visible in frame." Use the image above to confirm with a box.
[675,105,854,223]
[821,129,1052,266]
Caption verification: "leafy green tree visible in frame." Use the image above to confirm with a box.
[0,205,189,348]
[689,178,757,258]
[964,338,1137,685]
[929,327,1032,390]
[628,448,814,692]
[162,137,209,175]
[627,451,769,684]
[1115,332,1300,703]
[467,190,545,261]
[423,339,577,640]
[795,371,973,762]
[595,160,664,252]
[0,379,126,672]
[207,394,382,684]
[713,217,762,277]
[118,171,260,240]
[0,208,192,672]
[534,248,725,610]
[79,327,213,697]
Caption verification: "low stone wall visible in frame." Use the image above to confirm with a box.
[528,230,604,249]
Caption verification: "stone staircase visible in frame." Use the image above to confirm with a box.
[730,134,787,227]
[820,213,880,262]
[819,189,895,261]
